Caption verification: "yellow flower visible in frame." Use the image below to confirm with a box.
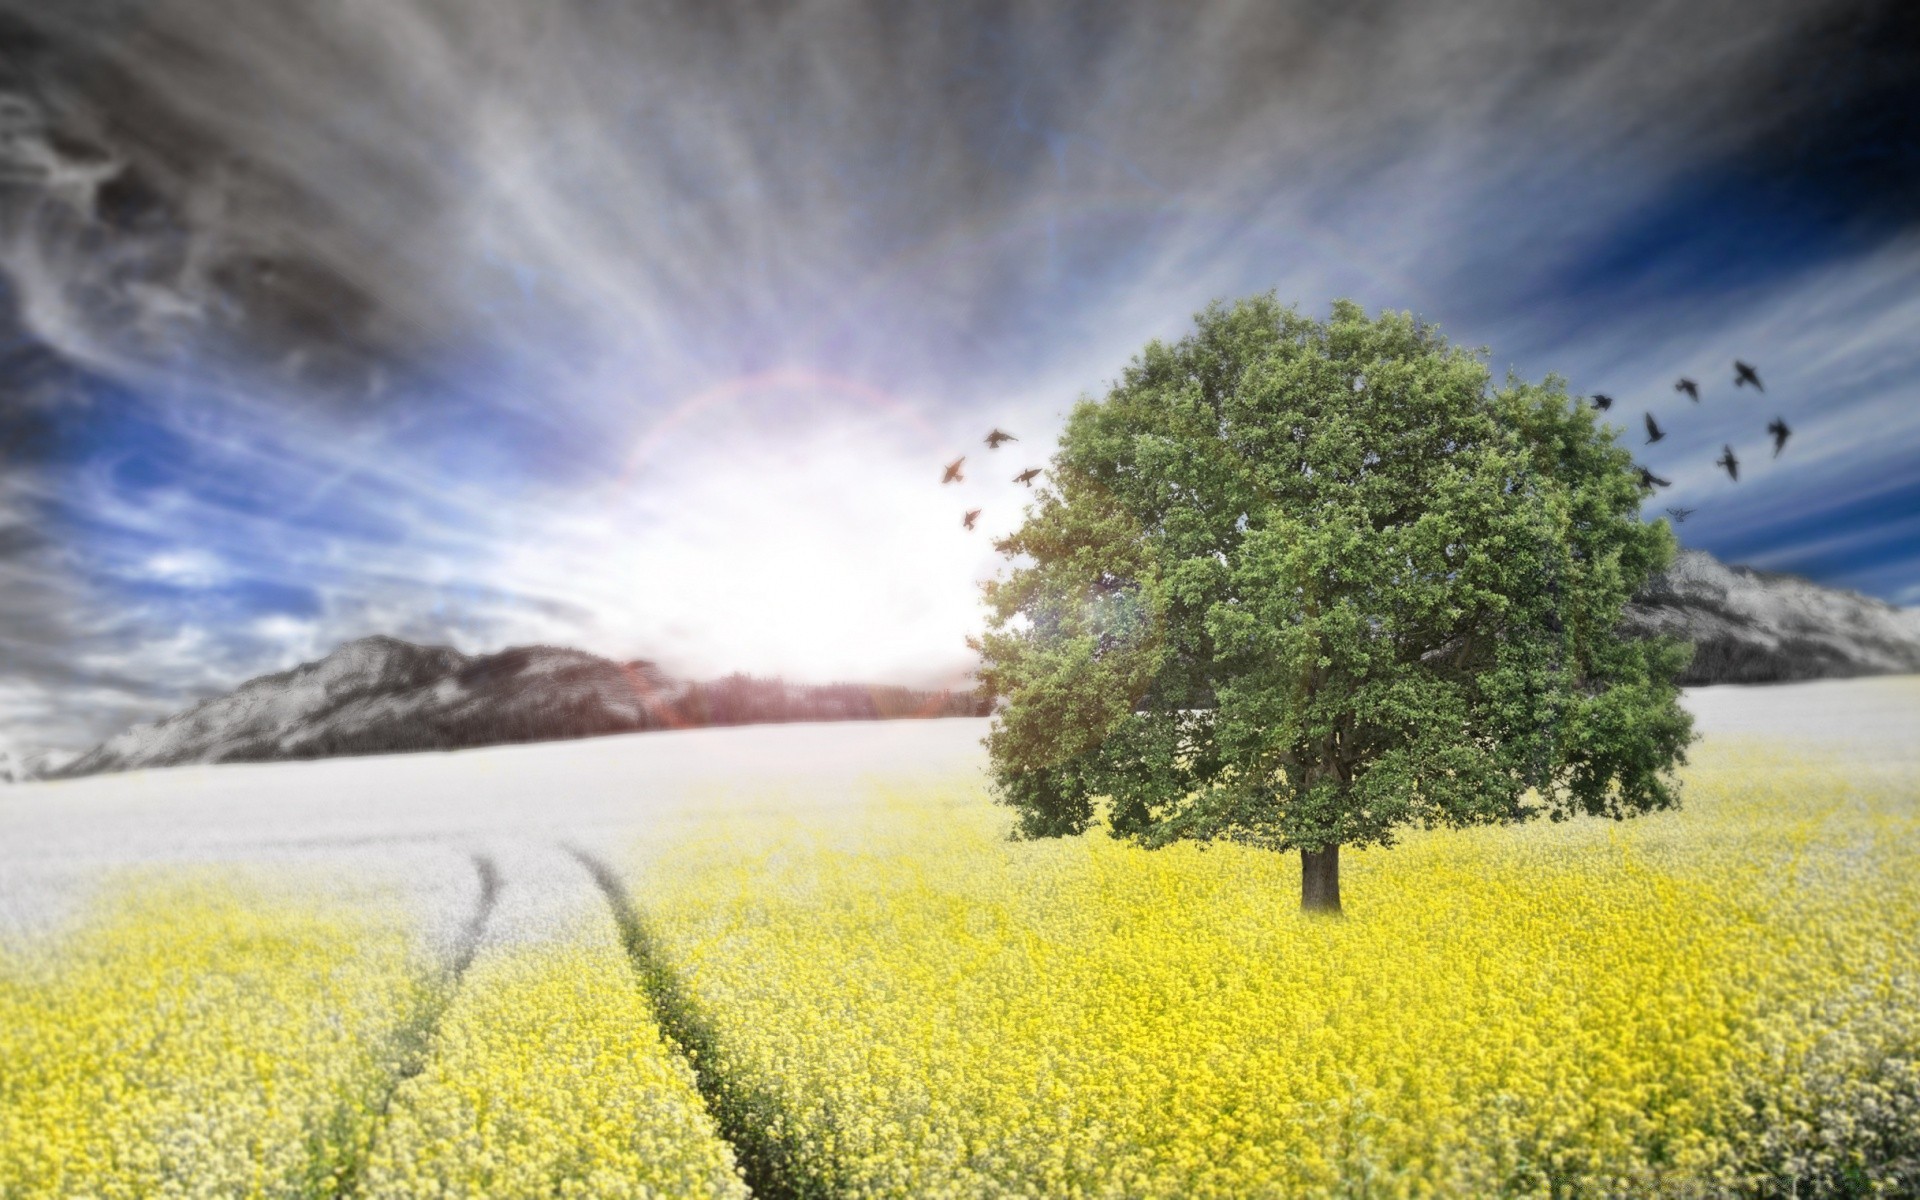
[359,910,746,1200]
[632,740,1920,1197]
[0,872,433,1199]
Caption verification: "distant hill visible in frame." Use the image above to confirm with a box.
[57,637,987,777]
[1622,549,1920,685]
[44,550,1920,778]
[0,748,78,784]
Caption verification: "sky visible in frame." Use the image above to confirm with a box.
[0,0,1915,755]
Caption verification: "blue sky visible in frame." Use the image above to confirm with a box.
[0,0,1916,752]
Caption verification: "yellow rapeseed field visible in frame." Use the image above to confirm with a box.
[0,874,436,1199]
[2,738,1914,1198]
[359,908,747,1199]
[637,740,1920,1198]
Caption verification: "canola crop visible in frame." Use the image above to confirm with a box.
[359,908,747,1200]
[2,740,1914,1198]
[0,873,437,1199]
[638,742,1920,1198]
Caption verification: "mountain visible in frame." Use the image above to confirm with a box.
[1622,549,1920,685]
[56,637,987,777]
[0,747,77,783]
[46,551,1920,779]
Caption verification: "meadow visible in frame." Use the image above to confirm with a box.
[1,684,1916,1198]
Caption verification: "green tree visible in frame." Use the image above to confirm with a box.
[978,296,1694,914]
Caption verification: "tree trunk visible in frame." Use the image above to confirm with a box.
[1301,844,1342,915]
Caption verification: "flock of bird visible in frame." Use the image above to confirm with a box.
[1592,359,1791,524]
[943,428,1036,530]
[941,360,1791,531]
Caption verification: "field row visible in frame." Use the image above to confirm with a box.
[2,741,1917,1197]
[630,744,1920,1198]
[0,858,746,1200]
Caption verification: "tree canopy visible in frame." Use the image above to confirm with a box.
[977,296,1694,913]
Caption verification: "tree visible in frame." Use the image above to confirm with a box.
[977,296,1694,914]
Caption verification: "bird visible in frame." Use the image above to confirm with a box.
[1717,445,1740,481]
[1644,413,1665,444]
[1591,394,1614,411]
[1675,378,1699,402]
[942,457,965,484]
[985,428,1017,449]
[1767,417,1791,457]
[1637,466,1671,490]
[1014,468,1042,486]
[962,508,981,530]
[1666,506,1695,523]
[1734,361,1764,392]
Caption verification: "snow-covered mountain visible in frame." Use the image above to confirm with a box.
[0,747,77,783]
[56,637,986,777]
[44,550,1920,779]
[1622,550,1920,685]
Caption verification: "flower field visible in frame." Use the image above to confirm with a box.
[2,723,1917,1197]
[0,874,436,1198]
[635,740,1920,1197]
[358,906,746,1199]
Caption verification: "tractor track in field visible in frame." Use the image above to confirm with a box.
[567,845,839,1200]
[331,851,501,1200]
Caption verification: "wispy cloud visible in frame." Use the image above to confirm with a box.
[0,0,1913,750]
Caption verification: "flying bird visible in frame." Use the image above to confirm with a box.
[1768,417,1791,457]
[1734,361,1764,392]
[985,428,1017,449]
[1666,506,1695,523]
[942,457,965,484]
[1637,466,1671,490]
[1591,394,1614,411]
[1675,378,1699,402]
[1717,445,1740,481]
[1644,413,1665,444]
[1014,468,1042,486]
[962,508,981,530]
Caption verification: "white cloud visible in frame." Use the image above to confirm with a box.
[138,549,231,588]
[1,0,1914,754]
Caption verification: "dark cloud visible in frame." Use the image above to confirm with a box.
[0,0,1884,399]
[1736,1,1920,233]
[0,0,1915,752]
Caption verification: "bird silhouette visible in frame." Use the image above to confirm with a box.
[985,429,1017,449]
[1666,506,1695,523]
[1767,417,1791,457]
[1734,361,1764,392]
[1717,445,1739,481]
[1014,468,1042,486]
[942,457,965,484]
[1591,394,1614,411]
[962,509,981,530]
[1644,413,1665,444]
[1637,466,1672,490]
[1675,378,1699,402]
